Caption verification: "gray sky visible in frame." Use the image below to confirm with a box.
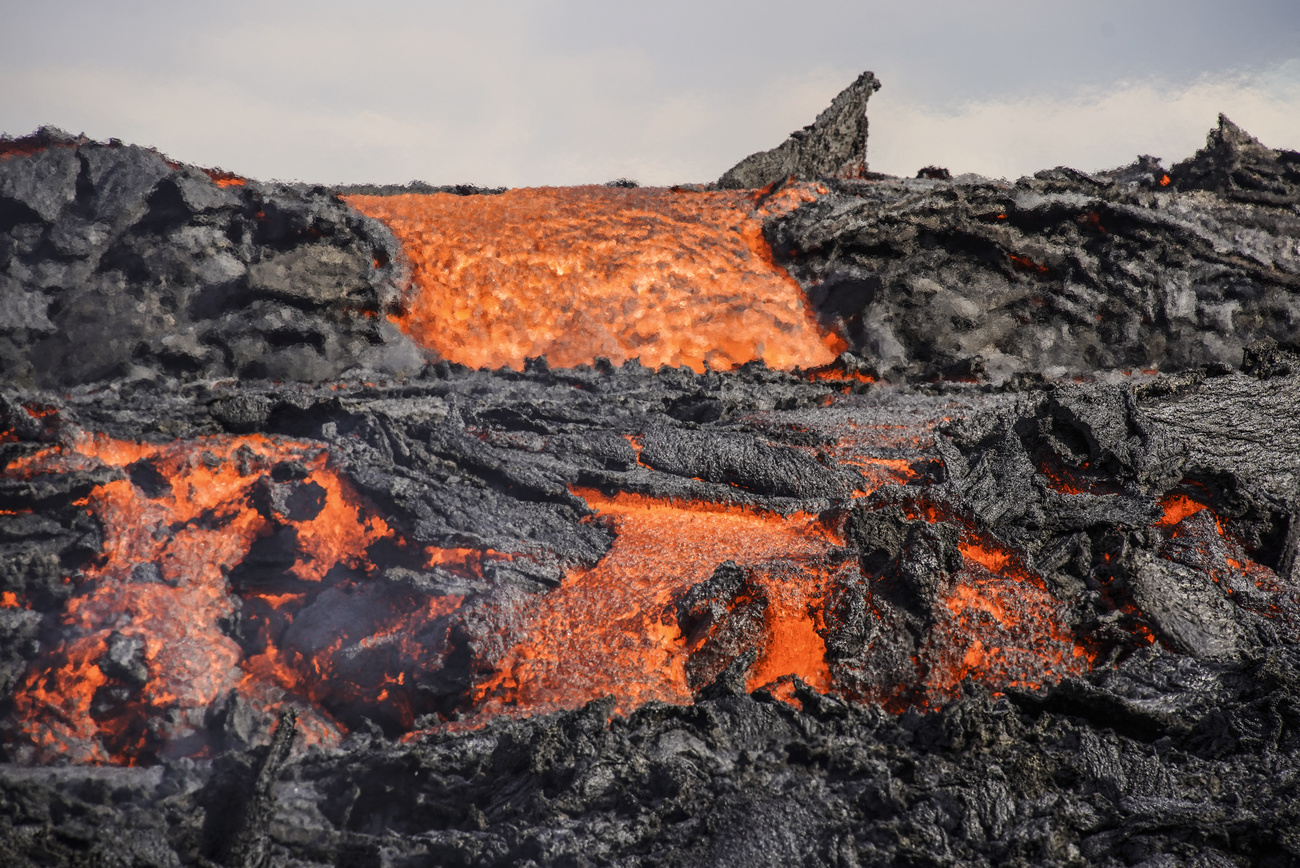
[3,1,1298,186]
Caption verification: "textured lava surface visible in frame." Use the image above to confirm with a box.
[2,109,1300,867]
[344,184,844,373]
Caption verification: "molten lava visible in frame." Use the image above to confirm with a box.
[923,535,1091,697]
[344,184,844,373]
[7,403,1275,763]
[1157,492,1210,527]
[469,491,838,720]
[465,485,1095,723]
[3,433,444,763]
[201,168,246,187]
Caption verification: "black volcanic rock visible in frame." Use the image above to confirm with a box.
[638,425,850,499]
[1171,114,1300,207]
[678,561,769,690]
[0,129,424,388]
[2,646,1299,866]
[771,119,1300,382]
[2,361,1300,867]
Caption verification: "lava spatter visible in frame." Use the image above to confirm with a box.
[344,184,844,373]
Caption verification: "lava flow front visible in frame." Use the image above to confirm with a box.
[469,491,840,722]
[345,183,845,373]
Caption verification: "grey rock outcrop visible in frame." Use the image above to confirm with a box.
[1171,113,1300,207]
[773,118,1300,382]
[718,70,881,189]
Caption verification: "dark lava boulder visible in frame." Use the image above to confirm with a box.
[0,127,424,388]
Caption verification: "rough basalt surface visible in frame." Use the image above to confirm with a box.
[773,115,1300,384]
[718,70,881,190]
[2,103,1300,867]
[0,127,423,389]
[2,366,1298,866]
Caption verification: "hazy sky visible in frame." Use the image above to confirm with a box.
[3,1,1298,186]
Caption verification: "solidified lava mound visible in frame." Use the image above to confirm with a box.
[2,76,1300,867]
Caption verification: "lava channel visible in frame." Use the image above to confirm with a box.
[344,183,845,373]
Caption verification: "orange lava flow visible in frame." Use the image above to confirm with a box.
[1036,459,1110,496]
[1157,493,1209,527]
[744,561,843,696]
[1153,497,1286,611]
[344,184,844,373]
[958,540,1011,574]
[809,370,875,384]
[468,489,838,721]
[922,548,1090,698]
[6,433,394,764]
[0,140,63,160]
[464,486,1095,722]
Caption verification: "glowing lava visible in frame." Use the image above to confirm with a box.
[469,491,838,720]
[465,486,1094,723]
[924,534,1090,698]
[9,414,1271,764]
[344,184,845,373]
[5,434,400,763]
[1157,492,1211,527]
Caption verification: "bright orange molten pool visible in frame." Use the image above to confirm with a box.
[344,184,845,373]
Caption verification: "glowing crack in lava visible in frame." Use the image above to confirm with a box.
[463,487,1093,723]
[345,184,845,372]
[3,434,417,764]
